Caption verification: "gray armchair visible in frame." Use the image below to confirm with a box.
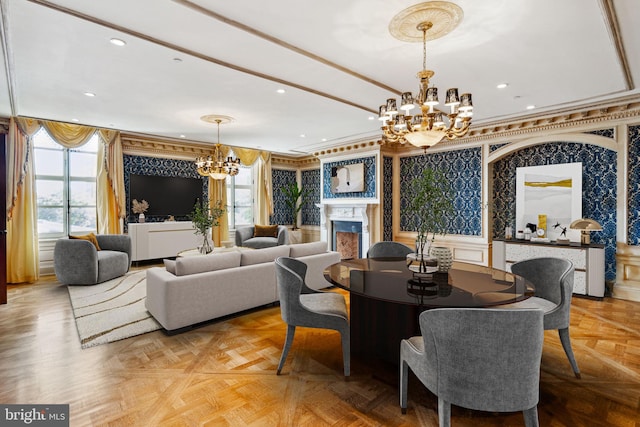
[235,225,288,249]
[274,256,350,377]
[505,257,580,378]
[54,234,132,285]
[400,308,544,426]
[367,241,413,258]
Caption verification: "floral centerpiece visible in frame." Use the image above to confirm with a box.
[131,199,149,222]
[189,199,225,254]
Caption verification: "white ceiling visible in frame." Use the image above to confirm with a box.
[0,0,638,156]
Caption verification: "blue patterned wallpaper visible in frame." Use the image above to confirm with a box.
[492,142,617,280]
[490,143,510,153]
[399,148,482,236]
[383,156,393,241]
[123,155,208,226]
[271,169,296,225]
[629,125,640,245]
[588,128,615,138]
[322,156,376,199]
[301,169,320,226]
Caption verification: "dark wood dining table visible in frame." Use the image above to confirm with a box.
[324,257,535,364]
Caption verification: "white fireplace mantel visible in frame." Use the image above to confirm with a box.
[317,202,378,255]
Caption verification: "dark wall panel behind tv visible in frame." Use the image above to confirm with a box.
[129,174,204,218]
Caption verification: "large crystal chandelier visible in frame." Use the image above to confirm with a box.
[380,2,473,150]
[195,116,240,180]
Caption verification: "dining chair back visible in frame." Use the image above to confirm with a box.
[274,257,350,376]
[510,257,580,378]
[367,241,413,258]
[400,308,544,426]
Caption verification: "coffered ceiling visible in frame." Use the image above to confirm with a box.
[0,0,638,155]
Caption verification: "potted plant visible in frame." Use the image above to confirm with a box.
[405,167,454,272]
[282,182,310,244]
[189,199,225,254]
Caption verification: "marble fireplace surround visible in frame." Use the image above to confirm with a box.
[318,202,377,258]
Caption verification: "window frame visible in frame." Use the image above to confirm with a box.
[226,164,255,230]
[33,128,99,239]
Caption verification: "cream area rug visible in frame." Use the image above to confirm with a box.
[67,270,161,349]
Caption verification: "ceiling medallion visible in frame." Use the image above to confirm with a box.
[195,115,240,180]
[380,2,473,151]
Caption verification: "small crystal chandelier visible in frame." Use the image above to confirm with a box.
[195,117,240,180]
[380,2,473,150]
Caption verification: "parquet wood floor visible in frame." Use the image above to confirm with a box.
[1,269,639,426]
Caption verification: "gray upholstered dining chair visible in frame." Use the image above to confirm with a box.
[274,256,350,377]
[504,257,581,378]
[367,241,413,258]
[400,308,544,426]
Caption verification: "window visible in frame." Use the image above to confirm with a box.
[226,165,254,229]
[33,128,99,238]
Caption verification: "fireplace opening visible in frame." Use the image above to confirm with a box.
[332,221,362,259]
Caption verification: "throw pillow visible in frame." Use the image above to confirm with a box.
[69,232,101,250]
[254,224,279,238]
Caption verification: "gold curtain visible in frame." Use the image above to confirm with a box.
[256,151,273,225]
[41,121,97,148]
[6,118,40,283]
[96,130,125,233]
[209,178,228,246]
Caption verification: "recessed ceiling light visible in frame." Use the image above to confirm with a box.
[526,105,536,110]
[368,116,375,120]
[71,118,79,122]
[299,134,306,138]
[83,92,95,97]
[277,89,286,94]
[321,138,327,142]
[180,134,186,138]
[497,83,508,89]
[110,38,126,46]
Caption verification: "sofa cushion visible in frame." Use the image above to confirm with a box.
[175,252,241,276]
[241,245,290,266]
[164,259,177,275]
[254,224,279,238]
[289,241,328,258]
[70,232,101,250]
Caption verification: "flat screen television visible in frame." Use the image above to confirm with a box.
[129,174,205,219]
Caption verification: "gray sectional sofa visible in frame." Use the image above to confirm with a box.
[145,241,341,332]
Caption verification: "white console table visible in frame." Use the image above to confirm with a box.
[492,239,605,298]
[128,222,200,261]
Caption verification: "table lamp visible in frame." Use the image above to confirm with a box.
[569,218,602,244]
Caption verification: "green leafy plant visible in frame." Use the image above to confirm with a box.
[405,167,454,256]
[282,182,311,230]
[189,199,225,254]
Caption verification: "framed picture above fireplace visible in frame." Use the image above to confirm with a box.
[331,163,364,193]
